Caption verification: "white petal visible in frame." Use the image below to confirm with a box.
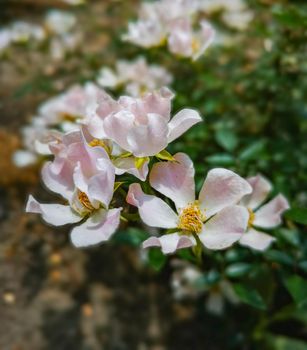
[126,183,178,229]
[70,208,121,247]
[254,194,289,228]
[26,195,81,226]
[241,175,272,210]
[167,109,202,143]
[199,168,252,217]
[143,232,196,254]
[113,156,149,181]
[239,228,275,251]
[150,152,195,210]
[199,205,248,250]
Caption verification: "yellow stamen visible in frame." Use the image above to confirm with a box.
[78,190,95,212]
[88,138,111,154]
[192,38,200,53]
[60,113,78,122]
[178,203,204,234]
[248,208,255,227]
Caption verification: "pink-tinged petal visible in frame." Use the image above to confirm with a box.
[103,110,134,151]
[143,87,174,121]
[241,175,272,210]
[70,208,121,247]
[87,158,115,208]
[192,21,215,61]
[254,194,289,228]
[167,109,202,143]
[143,233,196,254]
[127,113,168,157]
[150,152,195,210]
[42,161,74,201]
[168,18,193,57]
[114,156,149,181]
[199,206,249,250]
[127,183,178,229]
[85,115,106,139]
[73,162,88,193]
[199,168,252,217]
[26,195,81,226]
[240,228,275,251]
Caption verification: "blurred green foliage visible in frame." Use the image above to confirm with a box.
[113,1,307,348]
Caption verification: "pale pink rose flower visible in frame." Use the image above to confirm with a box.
[97,57,173,97]
[239,175,290,251]
[168,19,215,60]
[102,88,202,157]
[123,20,165,48]
[123,0,215,60]
[26,132,121,247]
[127,153,252,254]
[81,127,149,181]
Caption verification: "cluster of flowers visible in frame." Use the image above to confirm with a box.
[97,57,173,97]
[24,81,289,254]
[0,10,81,60]
[123,0,215,60]
[200,0,253,31]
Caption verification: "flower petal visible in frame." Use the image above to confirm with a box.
[126,183,178,228]
[103,110,135,151]
[239,228,275,251]
[26,195,81,226]
[241,175,272,210]
[199,205,249,250]
[167,109,202,143]
[150,152,195,210]
[87,158,115,208]
[70,208,121,247]
[199,168,252,217]
[42,161,74,201]
[113,156,149,181]
[254,194,289,228]
[143,232,196,254]
[127,113,168,157]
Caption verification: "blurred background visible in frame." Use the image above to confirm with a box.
[0,0,307,349]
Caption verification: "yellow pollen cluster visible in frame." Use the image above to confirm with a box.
[61,113,77,122]
[248,208,255,227]
[88,139,111,154]
[192,38,200,53]
[78,190,95,211]
[178,204,204,234]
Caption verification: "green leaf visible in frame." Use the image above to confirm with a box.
[147,248,167,271]
[114,182,124,193]
[206,153,235,166]
[233,283,267,310]
[113,228,149,247]
[265,334,307,350]
[215,128,238,152]
[239,140,267,161]
[277,228,300,247]
[266,250,294,267]
[155,149,176,161]
[284,207,307,225]
[284,275,307,308]
[225,263,252,278]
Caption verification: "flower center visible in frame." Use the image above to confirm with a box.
[178,203,204,234]
[192,38,200,53]
[88,138,111,154]
[248,208,255,227]
[78,190,95,212]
